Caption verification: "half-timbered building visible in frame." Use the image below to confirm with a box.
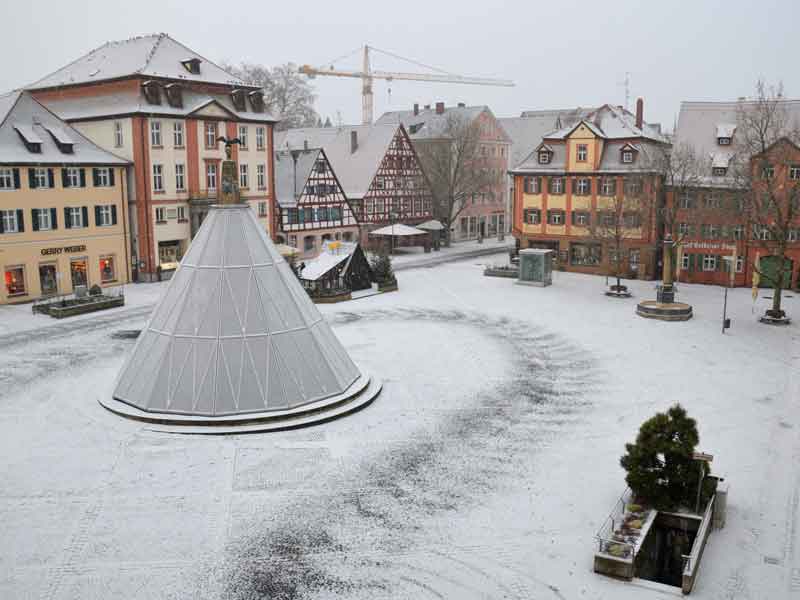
[274,147,359,258]
[275,124,433,245]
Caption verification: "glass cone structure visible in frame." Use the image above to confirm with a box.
[103,203,380,431]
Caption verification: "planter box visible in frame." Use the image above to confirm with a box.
[45,295,125,319]
[484,267,519,278]
[312,290,352,304]
[377,280,399,293]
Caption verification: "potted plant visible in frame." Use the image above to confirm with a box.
[370,251,398,292]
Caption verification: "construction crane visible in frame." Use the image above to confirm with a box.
[299,45,515,125]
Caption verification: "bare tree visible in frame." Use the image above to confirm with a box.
[653,143,705,247]
[414,113,499,245]
[587,174,652,292]
[222,62,319,131]
[732,80,800,319]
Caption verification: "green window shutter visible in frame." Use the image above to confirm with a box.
[92,169,100,186]
[79,169,86,187]
[16,209,24,232]
[95,206,101,226]
[81,206,88,227]
[61,168,69,188]
[50,207,57,230]
[109,168,115,187]
[64,207,71,229]
[28,169,36,189]
[31,209,39,231]
[111,205,117,225]
[12,168,20,189]
[47,169,54,188]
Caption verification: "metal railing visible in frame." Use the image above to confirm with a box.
[682,494,716,576]
[595,488,636,559]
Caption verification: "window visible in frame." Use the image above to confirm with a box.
[304,236,315,252]
[99,255,116,283]
[570,243,601,266]
[205,122,217,148]
[152,164,164,192]
[704,193,722,209]
[573,211,589,226]
[239,164,249,188]
[538,151,551,164]
[708,224,720,239]
[523,209,541,224]
[93,168,112,187]
[256,164,266,189]
[549,177,564,194]
[712,166,727,176]
[150,121,162,147]
[64,168,80,188]
[629,249,641,266]
[622,151,634,164]
[789,229,800,242]
[624,179,643,196]
[258,201,267,217]
[702,254,717,271]
[207,164,217,190]
[330,206,341,220]
[238,125,248,149]
[34,168,49,188]
[256,126,265,150]
[548,210,564,225]
[97,205,114,226]
[0,168,15,189]
[753,224,771,241]
[173,122,184,147]
[718,137,731,146]
[35,208,52,230]
[574,177,590,195]
[577,144,588,162]
[762,166,774,179]
[175,164,185,191]
[733,224,744,240]
[1,210,19,233]
[4,266,26,296]
[67,207,85,228]
[114,121,123,147]
[172,206,184,222]
[679,191,693,209]
[601,178,616,196]
[736,256,744,272]
[524,176,540,194]
[155,207,166,223]
[790,165,800,180]
[600,212,616,227]
[317,206,329,221]
[678,222,691,237]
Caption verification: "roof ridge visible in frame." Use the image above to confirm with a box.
[0,90,23,130]
[138,32,168,75]
[157,33,247,86]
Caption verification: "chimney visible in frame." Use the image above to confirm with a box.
[457,102,465,108]
[350,130,358,154]
[635,97,644,129]
[435,101,445,115]
[413,103,419,116]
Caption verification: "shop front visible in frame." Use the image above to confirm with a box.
[1,239,128,304]
[157,239,186,280]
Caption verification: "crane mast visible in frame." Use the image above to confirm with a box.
[299,45,514,125]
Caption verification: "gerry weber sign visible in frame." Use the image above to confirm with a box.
[40,245,87,256]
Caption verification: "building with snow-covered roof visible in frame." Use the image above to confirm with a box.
[298,240,373,299]
[668,99,800,289]
[377,103,511,241]
[26,33,278,283]
[509,100,669,280]
[274,147,359,258]
[275,124,433,246]
[0,91,131,303]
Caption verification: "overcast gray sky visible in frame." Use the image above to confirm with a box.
[3,0,797,131]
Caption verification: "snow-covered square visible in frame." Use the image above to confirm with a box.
[0,252,797,599]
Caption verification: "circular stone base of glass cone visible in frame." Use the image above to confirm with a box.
[636,300,693,321]
[605,290,632,298]
[99,371,381,434]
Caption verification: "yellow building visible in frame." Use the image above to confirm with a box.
[0,91,130,304]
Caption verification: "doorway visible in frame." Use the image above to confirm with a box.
[70,257,88,289]
[38,263,58,296]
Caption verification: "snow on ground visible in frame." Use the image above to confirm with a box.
[0,253,798,600]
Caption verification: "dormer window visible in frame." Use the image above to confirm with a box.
[538,151,551,164]
[142,81,161,105]
[718,137,731,146]
[231,89,247,112]
[577,144,588,162]
[712,166,727,176]
[13,124,43,154]
[181,58,201,75]
[45,126,74,154]
[164,83,183,108]
[716,123,736,146]
[249,91,265,113]
[622,151,634,163]
[620,143,638,164]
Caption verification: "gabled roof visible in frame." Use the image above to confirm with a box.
[0,90,129,165]
[274,148,323,208]
[499,113,573,169]
[547,118,607,140]
[299,241,360,281]
[536,142,553,152]
[620,142,640,152]
[275,124,400,198]
[28,33,248,90]
[376,104,511,143]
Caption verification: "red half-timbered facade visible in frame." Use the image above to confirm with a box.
[274,148,359,258]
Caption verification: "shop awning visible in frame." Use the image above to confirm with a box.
[369,224,427,237]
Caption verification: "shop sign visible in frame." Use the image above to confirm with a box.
[683,242,737,251]
[40,245,87,256]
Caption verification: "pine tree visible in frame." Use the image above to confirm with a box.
[370,250,395,284]
[620,404,707,510]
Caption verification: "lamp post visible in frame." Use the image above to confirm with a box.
[389,210,399,256]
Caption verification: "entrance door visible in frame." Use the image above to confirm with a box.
[38,263,58,296]
[758,255,793,289]
[70,258,88,288]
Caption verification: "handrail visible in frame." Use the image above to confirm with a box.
[683,494,715,576]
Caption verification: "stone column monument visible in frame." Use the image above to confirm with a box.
[636,234,693,321]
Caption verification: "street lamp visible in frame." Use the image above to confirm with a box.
[721,254,736,334]
[389,210,399,256]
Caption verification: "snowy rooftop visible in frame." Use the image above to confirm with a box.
[27,33,249,90]
[0,251,796,599]
[0,91,129,165]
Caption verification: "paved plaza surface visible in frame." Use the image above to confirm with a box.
[0,254,798,599]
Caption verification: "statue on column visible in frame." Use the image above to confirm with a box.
[217,136,241,205]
